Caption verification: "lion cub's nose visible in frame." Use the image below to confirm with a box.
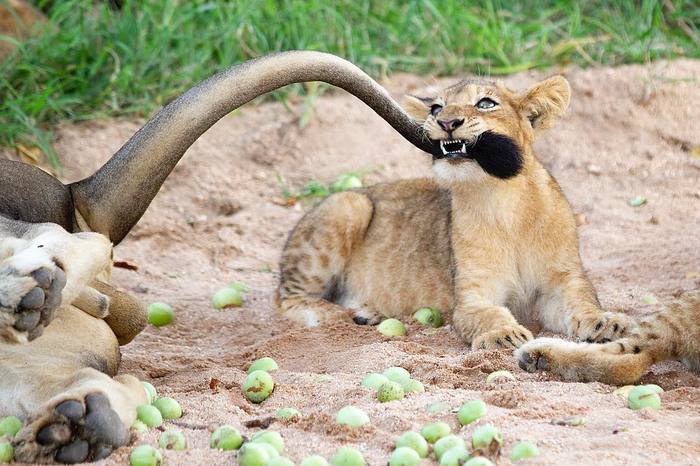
[437,118,464,133]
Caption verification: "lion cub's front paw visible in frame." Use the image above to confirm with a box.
[471,324,533,350]
[571,311,631,343]
[0,256,66,343]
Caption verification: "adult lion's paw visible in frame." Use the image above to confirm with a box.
[472,324,533,350]
[0,248,66,343]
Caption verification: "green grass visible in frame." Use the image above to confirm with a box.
[1,0,698,169]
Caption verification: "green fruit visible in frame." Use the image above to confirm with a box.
[131,420,148,433]
[0,416,22,437]
[377,381,404,402]
[159,429,187,450]
[153,396,182,419]
[136,404,163,428]
[267,458,295,466]
[458,400,487,426]
[471,425,503,450]
[361,373,389,390]
[209,425,243,450]
[420,422,451,444]
[464,458,494,466]
[243,370,275,403]
[511,441,539,461]
[301,455,329,466]
[377,318,407,337]
[434,435,466,460]
[258,442,281,459]
[276,407,301,420]
[147,302,174,327]
[413,307,444,327]
[628,386,662,410]
[402,379,425,394]
[248,357,279,373]
[439,447,469,466]
[389,447,420,466]
[212,287,243,309]
[644,384,664,394]
[331,446,365,466]
[335,406,369,428]
[396,431,429,458]
[0,442,13,463]
[331,174,363,192]
[383,367,411,384]
[142,381,157,404]
[252,430,285,453]
[239,442,274,466]
[228,281,249,293]
[485,370,516,384]
[129,444,163,466]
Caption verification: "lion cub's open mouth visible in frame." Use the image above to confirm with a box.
[438,139,467,159]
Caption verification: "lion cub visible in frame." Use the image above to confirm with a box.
[516,290,699,384]
[276,76,630,349]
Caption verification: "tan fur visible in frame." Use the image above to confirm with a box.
[277,76,631,349]
[516,290,700,384]
[0,0,45,60]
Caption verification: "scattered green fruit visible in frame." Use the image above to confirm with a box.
[361,373,389,390]
[377,381,404,402]
[276,407,301,420]
[267,458,295,466]
[0,442,13,463]
[129,444,163,466]
[628,195,647,207]
[136,404,163,428]
[209,425,243,450]
[0,416,22,437]
[336,406,369,428]
[471,425,503,450]
[402,379,425,394]
[248,357,279,373]
[434,435,466,460]
[413,307,444,327]
[420,422,451,444]
[439,447,469,466]
[331,446,365,466]
[212,287,243,309]
[640,294,658,305]
[383,367,411,384]
[239,442,274,466]
[511,441,539,461]
[243,370,275,403]
[252,430,285,453]
[331,174,363,192]
[159,429,187,451]
[645,384,664,393]
[147,302,174,327]
[301,455,329,466]
[458,400,486,426]
[628,385,662,410]
[142,381,157,404]
[396,431,429,458]
[153,397,182,419]
[228,281,249,293]
[377,318,407,337]
[389,447,421,466]
[131,420,148,433]
[464,457,494,466]
[485,370,516,384]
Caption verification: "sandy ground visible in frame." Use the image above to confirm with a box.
[9,59,700,465]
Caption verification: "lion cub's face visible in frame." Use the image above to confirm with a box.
[404,77,570,183]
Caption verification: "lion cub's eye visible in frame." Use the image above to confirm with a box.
[475,98,498,110]
[430,104,443,116]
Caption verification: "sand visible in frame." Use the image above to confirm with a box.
[9,59,700,465]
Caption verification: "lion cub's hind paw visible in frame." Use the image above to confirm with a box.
[0,262,66,343]
[472,324,533,350]
[515,339,560,373]
[573,311,631,343]
[351,307,384,326]
[14,393,129,464]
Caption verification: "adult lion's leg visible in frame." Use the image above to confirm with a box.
[2,306,147,464]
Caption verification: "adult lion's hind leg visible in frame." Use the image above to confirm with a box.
[276,191,376,327]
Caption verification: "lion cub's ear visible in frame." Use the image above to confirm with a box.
[402,94,433,121]
[517,76,570,131]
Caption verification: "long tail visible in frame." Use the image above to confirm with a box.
[69,51,433,244]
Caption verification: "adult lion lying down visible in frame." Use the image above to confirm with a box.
[0,51,442,464]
